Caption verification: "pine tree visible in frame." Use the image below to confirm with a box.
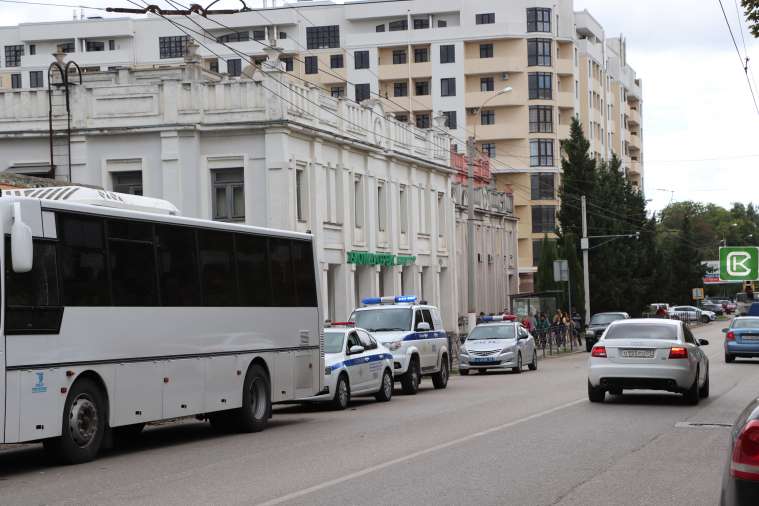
[557,117,597,239]
[535,235,558,293]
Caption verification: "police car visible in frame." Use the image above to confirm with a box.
[349,296,449,395]
[459,316,538,374]
[304,324,394,410]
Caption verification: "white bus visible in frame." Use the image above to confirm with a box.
[0,187,323,464]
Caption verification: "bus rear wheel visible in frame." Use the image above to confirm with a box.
[233,364,271,433]
[44,377,107,465]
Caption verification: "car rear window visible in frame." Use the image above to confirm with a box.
[590,313,625,325]
[604,323,678,340]
[732,318,759,330]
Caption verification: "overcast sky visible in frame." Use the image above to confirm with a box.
[2,0,758,213]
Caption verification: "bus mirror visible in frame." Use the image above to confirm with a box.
[11,203,33,273]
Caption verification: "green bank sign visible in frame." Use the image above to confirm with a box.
[347,251,416,266]
[719,246,759,281]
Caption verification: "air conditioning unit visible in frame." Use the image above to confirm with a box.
[501,72,509,81]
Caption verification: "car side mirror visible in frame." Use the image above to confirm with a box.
[416,322,431,331]
[518,334,528,340]
[349,345,364,354]
[698,339,709,346]
[721,328,728,333]
[11,202,33,273]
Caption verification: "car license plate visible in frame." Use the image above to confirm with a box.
[621,349,654,358]
[743,335,759,341]
[471,357,497,363]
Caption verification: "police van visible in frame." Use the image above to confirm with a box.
[349,296,449,394]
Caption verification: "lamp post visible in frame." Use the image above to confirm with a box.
[466,86,512,331]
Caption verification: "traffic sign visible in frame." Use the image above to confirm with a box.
[553,259,569,282]
[719,247,759,281]
[692,287,704,300]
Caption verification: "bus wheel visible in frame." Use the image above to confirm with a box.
[44,377,106,464]
[232,364,270,433]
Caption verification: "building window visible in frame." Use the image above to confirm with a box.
[527,7,552,32]
[59,41,74,53]
[530,173,555,200]
[389,19,408,31]
[253,30,266,41]
[414,47,429,63]
[212,168,245,222]
[278,31,287,39]
[29,70,43,88]
[217,31,249,43]
[376,24,385,32]
[281,56,294,71]
[10,73,21,89]
[377,182,387,232]
[440,44,455,63]
[305,55,318,74]
[416,113,430,129]
[4,45,23,67]
[480,77,494,92]
[159,36,189,59]
[415,80,430,95]
[306,25,339,49]
[209,60,219,73]
[354,50,370,69]
[392,49,407,64]
[395,114,408,123]
[108,39,115,50]
[530,139,554,167]
[355,83,370,102]
[529,105,553,133]
[296,167,308,222]
[399,185,408,233]
[442,111,457,129]
[481,143,496,158]
[476,13,495,24]
[29,44,36,55]
[331,86,345,98]
[112,171,143,195]
[394,81,408,97]
[440,77,456,97]
[479,43,493,58]
[531,205,556,233]
[437,192,445,237]
[86,40,105,52]
[438,19,448,28]
[528,38,552,66]
[481,109,495,125]
[330,54,343,68]
[353,175,364,228]
[227,59,242,76]
[413,18,429,30]
[528,72,552,99]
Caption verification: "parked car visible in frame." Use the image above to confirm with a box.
[650,303,671,314]
[459,316,538,375]
[724,317,759,363]
[720,396,759,505]
[669,305,716,323]
[717,299,737,314]
[584,312,630,352]
[701,302,725,316]
[587,319,710,404]
[303,324,394,410]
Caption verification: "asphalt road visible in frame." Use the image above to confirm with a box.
[0,320,755,506]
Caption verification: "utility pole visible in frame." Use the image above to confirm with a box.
[581,196,591,326]
[466,136,477,332]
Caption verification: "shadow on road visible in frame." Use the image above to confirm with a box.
[603,392,698,406]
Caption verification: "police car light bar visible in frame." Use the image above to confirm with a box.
[480,315,517,322]
[361,295,418,305]
[328,321,355,327]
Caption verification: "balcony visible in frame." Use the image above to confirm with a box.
[558,123,571,140]
[465,88,527,108]
[629,161,642,175]
[557,91,574,109]
[465,57,523,76]
[377,63,409,81]
[21,50,132,68]
[556,58,573,75]
[472,122,527,141]
[629,107,641,126]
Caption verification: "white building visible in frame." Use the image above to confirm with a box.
[0,51,518,331]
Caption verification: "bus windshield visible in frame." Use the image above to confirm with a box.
[350,308,412,332]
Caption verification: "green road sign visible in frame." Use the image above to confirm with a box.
[719,246,759,281]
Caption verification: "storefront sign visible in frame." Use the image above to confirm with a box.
[347,251,416,266]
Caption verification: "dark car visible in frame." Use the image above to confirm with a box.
[584,312,630,352]
[702,302,725,316]
[721,397,759,505]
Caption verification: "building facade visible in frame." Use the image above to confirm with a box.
[0,53,518,331]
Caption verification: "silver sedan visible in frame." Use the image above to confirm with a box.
[459,320,538,374]
[587,318,710,404]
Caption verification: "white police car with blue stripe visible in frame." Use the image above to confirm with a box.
[349,296,450,395]
[303,325,394,410]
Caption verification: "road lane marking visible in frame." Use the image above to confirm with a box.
[256,397,586,506]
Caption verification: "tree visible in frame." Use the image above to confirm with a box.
[742,0,759,37]
[666,214,707,304]
[534,235,558,294]
[558,232,584,313]
[557,117,597,239]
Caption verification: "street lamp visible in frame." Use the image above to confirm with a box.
[466,86,512,330]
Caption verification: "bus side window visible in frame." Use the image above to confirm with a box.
[58,213,110,306]
[5,238,59,307]
[156,225,200,306]
[269,237,296,307]
[236,234,271,307]
[291,239,317,307]
[107,219,157,306]
[198,230,236,306]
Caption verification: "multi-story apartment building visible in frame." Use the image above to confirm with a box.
[0,0,642,293]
